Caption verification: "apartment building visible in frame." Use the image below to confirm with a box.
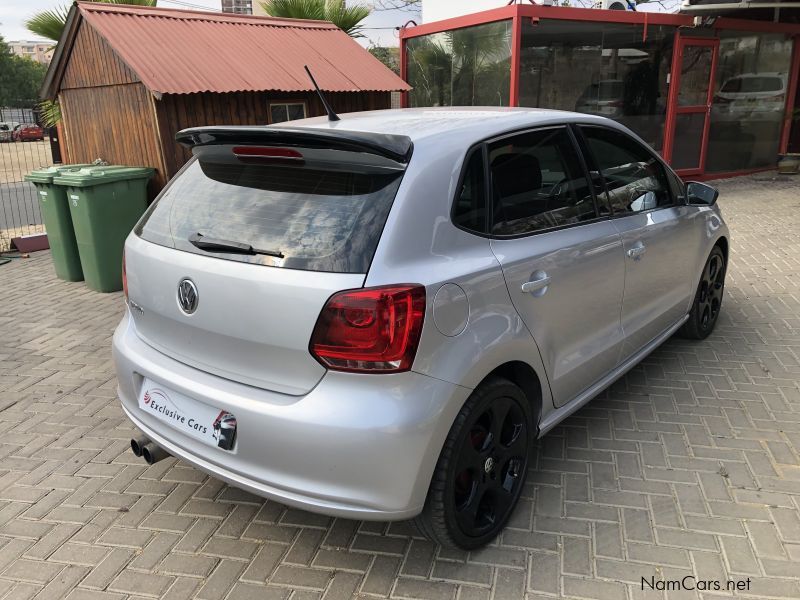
[7,41,53,64]
[221,0,253,14]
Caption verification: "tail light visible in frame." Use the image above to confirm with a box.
[122,250,128,300]
[310,285,426,373]
[774,93,785,103]
[714,95,732,104]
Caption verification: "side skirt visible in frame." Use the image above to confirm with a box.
[538,314,690,437]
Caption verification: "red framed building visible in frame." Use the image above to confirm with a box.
[400,4,800,179]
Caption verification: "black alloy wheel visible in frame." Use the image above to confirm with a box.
[680,245,726,340]
[415,377,532,550]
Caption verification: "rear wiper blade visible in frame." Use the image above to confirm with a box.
[188,233,284,259]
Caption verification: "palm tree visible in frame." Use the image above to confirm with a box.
[26,0,158,126]
[260,0,370,38]
[27,0,157,44]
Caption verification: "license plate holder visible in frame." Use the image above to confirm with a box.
[137,378,237,451]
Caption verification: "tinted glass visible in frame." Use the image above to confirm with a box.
[677,45,713,107]
[453,148,487,234]
[672,112,706,171]
[137,154,403,273]
[488,128,597,236]
[517,19,675,151]
[707,32,792,172]
[406,21,512,107]
[580,126,672,214]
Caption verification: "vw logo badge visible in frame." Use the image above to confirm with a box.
[177,278,198,315]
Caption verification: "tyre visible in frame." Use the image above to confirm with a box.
[680,245,726,340]
[415,377,532,550]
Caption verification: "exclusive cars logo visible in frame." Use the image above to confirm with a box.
[141,387,236,451]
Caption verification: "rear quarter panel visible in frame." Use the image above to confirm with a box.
[365,141,555,415]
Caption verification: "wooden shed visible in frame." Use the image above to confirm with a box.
[42,2,410,195]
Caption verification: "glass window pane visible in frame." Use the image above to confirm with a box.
[677,46,713,107]
[707,32,792,172]
[138,157,403,274]
[518,20,675,152]
[452,149,487,234]
[580,126,672,214]
[287,104,306,121]
[406,21,512,107]
[488,128,597,235]
[671,113,706,171]
[270,104,289,123]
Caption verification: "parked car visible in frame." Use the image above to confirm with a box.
[13,123,45,142]
[0,121,20,143]
[575,80,626,117]
[712,72,788,123]
[115,108,729,549]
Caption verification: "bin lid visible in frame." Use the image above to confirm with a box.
[24,164,94,184]
[53,166,155,188]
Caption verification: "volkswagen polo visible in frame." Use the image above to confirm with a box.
[113,107,728,549]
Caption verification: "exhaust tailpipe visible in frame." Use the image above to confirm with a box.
[141,442,170,465]
[131,436,149,457]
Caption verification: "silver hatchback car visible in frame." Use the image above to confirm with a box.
[114,107,729,549]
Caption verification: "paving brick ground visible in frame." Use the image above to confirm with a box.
[0,173,799,600]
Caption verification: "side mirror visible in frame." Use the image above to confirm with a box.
[686,182,719,206]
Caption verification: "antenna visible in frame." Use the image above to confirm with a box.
[304,65,340,122]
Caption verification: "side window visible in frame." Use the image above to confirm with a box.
[488,128,597,236]
[580,126,673,214]
[452,148,488,234]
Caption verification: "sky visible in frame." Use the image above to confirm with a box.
[0,0,420,48]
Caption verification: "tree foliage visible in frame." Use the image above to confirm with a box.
[368,46,400,75]
[24,0,158,126]
[406,23,511,107]
[260,0,371,38]
[25,0,158,43]
[0,36,49,109]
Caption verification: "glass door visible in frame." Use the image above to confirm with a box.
[664,37,719,175]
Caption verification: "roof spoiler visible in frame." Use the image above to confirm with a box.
[176,126,413,164]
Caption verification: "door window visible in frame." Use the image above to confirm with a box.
[452,148,488,234]
[579,126,673,215]
[488,128,597,236]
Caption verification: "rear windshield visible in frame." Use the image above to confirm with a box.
[721,76,783,93]
[136,153,404,273]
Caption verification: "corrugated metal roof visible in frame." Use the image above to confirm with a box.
[74,2,409,95]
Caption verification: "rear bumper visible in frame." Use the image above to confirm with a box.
[113,310,470,520]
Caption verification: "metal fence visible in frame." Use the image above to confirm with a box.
[0,132,55,252]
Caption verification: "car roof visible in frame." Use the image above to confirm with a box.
[286,107,614,147]
[726,72,785,79]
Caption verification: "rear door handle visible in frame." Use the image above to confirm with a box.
[627,244,647,259]
[521,274,551,294]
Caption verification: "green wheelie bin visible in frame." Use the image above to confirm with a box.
[24,164,91,281]
[53,166,154,292]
